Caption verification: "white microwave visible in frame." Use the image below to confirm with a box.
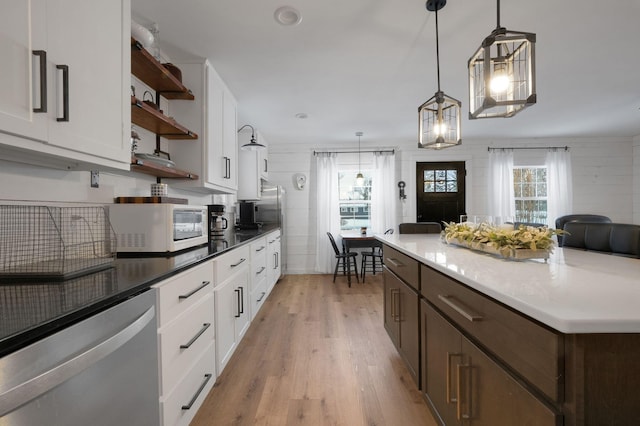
[109,204,208,253]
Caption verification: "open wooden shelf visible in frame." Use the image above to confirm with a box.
[131,38,194,100]
[130,156,199,179]
[131,96,197,139]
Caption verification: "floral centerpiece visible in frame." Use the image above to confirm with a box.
[442,221,563,260]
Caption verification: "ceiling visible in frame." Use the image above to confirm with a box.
[131,0,640,148]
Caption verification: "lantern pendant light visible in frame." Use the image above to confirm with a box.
[468,0,536,119]
[418,0,461,150]
[355,132,364,186]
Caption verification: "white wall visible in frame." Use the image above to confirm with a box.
[270,136,638,275]
[1,134,636,275]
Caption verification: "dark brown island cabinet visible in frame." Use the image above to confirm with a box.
[381,244,640,426]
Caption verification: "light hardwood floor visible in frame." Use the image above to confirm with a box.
[191,273,438,426]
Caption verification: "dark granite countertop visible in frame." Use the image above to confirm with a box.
[0,225,279,357]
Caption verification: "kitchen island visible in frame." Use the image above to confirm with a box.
[377,233,640,426]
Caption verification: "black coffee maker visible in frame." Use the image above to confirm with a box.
[207,204,228,242]
[237,201,259,230]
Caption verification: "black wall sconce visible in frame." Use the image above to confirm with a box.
[398,181,406,200]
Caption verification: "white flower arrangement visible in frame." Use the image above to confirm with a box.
[442,221,564,260]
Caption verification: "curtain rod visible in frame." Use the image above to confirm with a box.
[313,149,395,156]
[487,146,569,152]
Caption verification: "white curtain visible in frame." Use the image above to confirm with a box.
[314,153,340,273]
[546,148,573,227]
[487,149,515,221]
[371,152,397,234]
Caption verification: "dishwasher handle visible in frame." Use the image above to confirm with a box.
[0,305,156,417]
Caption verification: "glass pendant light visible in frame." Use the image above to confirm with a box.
[418,0,461,150]
[355,132,364,186]
[237,124,266,150]
[468,0,536,119]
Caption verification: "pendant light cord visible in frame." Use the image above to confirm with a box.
[496,0,501,29]
[435,6,441,92]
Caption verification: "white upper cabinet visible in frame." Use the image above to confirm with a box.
[0,0,131,171]
[170,60,238,194]
[237,129,269,201]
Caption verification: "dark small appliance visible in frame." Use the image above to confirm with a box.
[237,201,259,230]
[207,204,228,244]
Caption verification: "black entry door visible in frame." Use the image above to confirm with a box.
[416,161,466,224]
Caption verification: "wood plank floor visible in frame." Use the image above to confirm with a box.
[191,273,438,426]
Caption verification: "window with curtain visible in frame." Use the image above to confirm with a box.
[338,170,372,230]
[513,166,547,224]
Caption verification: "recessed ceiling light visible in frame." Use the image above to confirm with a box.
[274,6,302,26]
[295,112,308,119]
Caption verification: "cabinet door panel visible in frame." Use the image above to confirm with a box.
[461,337,561,426]
[215,278,236,374]
[425,303,462,426]
[0,0,47,142]
[383,267,400,347]
[222,88,237,189]
[399,279,419,384]
[46,0,128,164]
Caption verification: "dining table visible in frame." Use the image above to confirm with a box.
[339,230,382,252]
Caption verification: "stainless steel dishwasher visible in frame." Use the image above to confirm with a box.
[0,289,160,425]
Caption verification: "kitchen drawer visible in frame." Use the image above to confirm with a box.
[250,237,268,260]
[251,252,268,292]
[250,277,268,320]
[266,229,281,243]
[382,245,419,291]
[421,264,563,402]
[158,293,214,395]
[213,245,250,284]
[154,261,213,327]
[161,341,216,426]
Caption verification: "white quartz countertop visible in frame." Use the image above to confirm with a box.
[377,234,640,334]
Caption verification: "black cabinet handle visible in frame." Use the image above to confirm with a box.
[181,374,213,410]
[264,158,268,173]
[239,286,244,314]
[256,266,266,275]
[234,288,241,317]
[180,323,211,349]
[230,258,246,267]
[178,281,210,300]
[257,291,266,302]
[56,65,69,122]
[255,246,266,252]
[32,50,47,113]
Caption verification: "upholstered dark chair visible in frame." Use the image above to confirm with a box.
[563,222,640,258]
[555,214,612,246]
[398,222,442,234]
[360,228,394,282]
[327,232,359,287]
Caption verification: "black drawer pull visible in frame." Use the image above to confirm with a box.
[178,281,211,300]
[230,258,246,267]
[181,373,213,410]
[255,246,266,252]
[180,323,211,349]
[257,266,266,275]
[257,291,266,302]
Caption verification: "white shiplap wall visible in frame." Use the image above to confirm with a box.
[0,134,637,275]
[270,136,638,275]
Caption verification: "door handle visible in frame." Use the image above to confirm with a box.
[457,362,471,420]
[256,266,266,275]
[234,288,241,318]
[437,295,483,322]
[385,258,404,268]
[239,286,244,314]
[32,50,47,113]
[230,258,246,267]
[446,352,462,404]
[56,65,69,122]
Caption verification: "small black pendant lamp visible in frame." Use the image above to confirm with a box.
[418,0,462,150]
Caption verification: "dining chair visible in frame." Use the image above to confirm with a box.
[327,232,359,287]
[360,228,393,282]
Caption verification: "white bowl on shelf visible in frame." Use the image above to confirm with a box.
[131,20,154,48]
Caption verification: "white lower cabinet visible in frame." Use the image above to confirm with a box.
[153,261,216,426]
[249,237,268,320]
[213,246,250,374]
[266,230,282,293]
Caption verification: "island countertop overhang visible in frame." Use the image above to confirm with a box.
[377,234,640,334]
